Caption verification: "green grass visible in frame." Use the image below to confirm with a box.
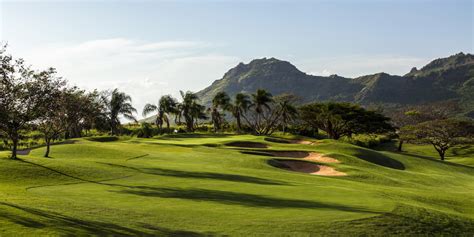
[0,134,473,236]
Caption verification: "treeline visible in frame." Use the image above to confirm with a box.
[1,46,473,161]
[0,46,137,158]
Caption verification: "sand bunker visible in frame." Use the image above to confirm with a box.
[225,141,268,148]
[269,160,346,176]
[266,151,340,163]
[293,140,315,145]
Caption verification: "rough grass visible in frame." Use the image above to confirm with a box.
[0,134,473,236]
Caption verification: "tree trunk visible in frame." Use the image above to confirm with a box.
[236,115,242,133]
[44,138,51,158]
[166,120,170,133]
[433,144,446,161]
[438,150,445,161]
[397,140,403,152]
[11,136,18,160]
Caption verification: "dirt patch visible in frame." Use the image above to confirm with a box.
[265,151,340,163]
[225,141,268,148]
[269,160,346,176]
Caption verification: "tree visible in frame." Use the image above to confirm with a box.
[178,91,204,132]
[299,102,393,140]
[388,101,462,151]
[406,119,474,160]
[103,89,137,135]
[229,93,251,133]
[0,46,51,159]
[210,92,230,132]
[62,88,106,138]
[275,94,299,134]
[143,95,178,133]
[237,89,295,135]
[35,68,68,157]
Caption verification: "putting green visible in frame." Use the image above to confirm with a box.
[0,134,473,235]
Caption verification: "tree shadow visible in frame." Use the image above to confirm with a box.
[112,187,379,214]
[0,202,211,236]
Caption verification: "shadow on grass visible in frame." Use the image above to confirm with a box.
[98,162,288,185]
[157,133,233,140]
[0,202,211,236]
[350,147,405,170]
[374,141,474,170]
[111,187,378,213]
[143,167,288,185]
[85,136,119,142]
[225,141,268,148]
[398,152,474,170]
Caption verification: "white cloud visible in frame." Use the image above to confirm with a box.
[10,38,240,119]
[296,55,430,78]
[309,69,332,77]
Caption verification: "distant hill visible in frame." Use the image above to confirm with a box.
[196,52,474,115]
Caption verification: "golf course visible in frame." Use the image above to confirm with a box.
[1,134,473,236]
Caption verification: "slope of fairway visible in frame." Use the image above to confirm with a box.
[0,134,473,236]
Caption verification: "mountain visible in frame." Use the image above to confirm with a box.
[196,53,474,114]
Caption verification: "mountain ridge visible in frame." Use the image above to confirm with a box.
[196,52,474,114]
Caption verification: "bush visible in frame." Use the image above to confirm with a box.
[342,134,391,148]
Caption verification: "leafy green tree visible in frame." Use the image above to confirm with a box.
[389,101,462,151]
[299,102,393,139]
[103,89,137,135]
[62,88,106,138]
[229,93,251,133]
[35,68,68,157]
[0,46,52,159]
[210,92,230,132]
[405,119,474,160]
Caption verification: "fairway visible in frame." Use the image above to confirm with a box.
[0,134,473,236]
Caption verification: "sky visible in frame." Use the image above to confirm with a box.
[0,0,473,119]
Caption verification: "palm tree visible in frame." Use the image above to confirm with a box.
[142,95,178,132]
[210,92,230,132]
[142,103,163,129]
[104,88,137,135]
[229,93,251,133]
[178,91,202,132]
[278,99,298,134]
[160,95,178,131]
[250,89,273,128]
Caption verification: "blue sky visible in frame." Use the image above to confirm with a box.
[1,0,472,117]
